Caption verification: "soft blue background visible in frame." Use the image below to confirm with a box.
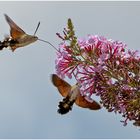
[0,1,139,139]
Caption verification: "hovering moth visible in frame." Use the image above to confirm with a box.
[51,74,101,114]
[4,14,38,51]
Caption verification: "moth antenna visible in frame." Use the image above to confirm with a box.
[34,21,40,35]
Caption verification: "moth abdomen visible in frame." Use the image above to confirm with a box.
[57,96,75,114]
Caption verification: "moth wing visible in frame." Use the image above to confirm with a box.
[75,94,101,110]
[51,74,71,97]
[4,14,26,39]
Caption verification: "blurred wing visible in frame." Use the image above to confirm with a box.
[75,94,101,110]
[4,14,26,39]
[51,74,71,97]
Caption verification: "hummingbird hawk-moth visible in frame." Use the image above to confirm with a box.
[51,74,101,114]
[4,14,38,51]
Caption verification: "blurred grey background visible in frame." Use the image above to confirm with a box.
[0,1,139,139]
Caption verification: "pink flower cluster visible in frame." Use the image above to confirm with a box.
[55,34,140,126]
